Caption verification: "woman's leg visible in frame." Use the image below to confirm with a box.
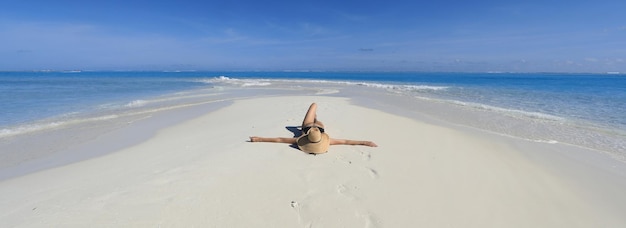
[301,103,326,129]
[302,103,318,127]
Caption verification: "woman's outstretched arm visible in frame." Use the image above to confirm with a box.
[249,136,297,144]
[330,138,378,147]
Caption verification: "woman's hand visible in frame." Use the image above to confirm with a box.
[363,141,378,147]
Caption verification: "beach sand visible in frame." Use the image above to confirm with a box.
[1,96,626,227]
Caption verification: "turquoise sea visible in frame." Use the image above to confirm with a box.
[1,71,625,159]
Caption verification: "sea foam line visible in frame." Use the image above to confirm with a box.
[1,92,222,139]
[0,115,119,138]
[447,100,565,122]
[0,93,251,139]
[205,76,563,123]
[199,76,449,91]
[196,76,272,87]
[94,91,224,111]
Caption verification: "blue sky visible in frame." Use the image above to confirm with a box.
[1,0,625,72]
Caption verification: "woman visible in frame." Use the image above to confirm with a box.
[249,103,378,154]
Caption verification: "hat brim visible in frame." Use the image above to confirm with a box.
[297,133,330,154]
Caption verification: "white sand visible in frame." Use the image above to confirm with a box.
[1,96,625,227]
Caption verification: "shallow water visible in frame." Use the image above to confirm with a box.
[1,71,624,161]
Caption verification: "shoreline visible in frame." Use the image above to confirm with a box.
[0,99,233,181]
[1,95,626,227]
[0,87,313,181]
[333,85,626,161]
[2,75,624,162]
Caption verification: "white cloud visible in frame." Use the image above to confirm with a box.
[199,28,248,44]
[335,11,367,22]
[0,21,217,69]
[299,23,329,36]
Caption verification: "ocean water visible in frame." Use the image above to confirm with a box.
[1,71,625,159]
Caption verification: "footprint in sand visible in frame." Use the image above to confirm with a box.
[290,200,313,228]
[357,211,380,228]
[290,201,302,222]
[336,184,357,200]
[360,151,372,161]
[335,155,352,165]
[337,184,347,194]
[366,167,379,179]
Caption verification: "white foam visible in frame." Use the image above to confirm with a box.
[289,79,448,91]
[532,139,559,144]
[201,76,272,87]
[349,82,448,91]
[199,76,447,92]
[0,115,119,138]
[404,85,449,91]
[92,115,119,121]
[0,122,62,138]
[125,100,148,108]
[447,100,564,122]
[316,89,340,95]
[242,82,271,87]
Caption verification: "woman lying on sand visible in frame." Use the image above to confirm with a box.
[249,103,378,154]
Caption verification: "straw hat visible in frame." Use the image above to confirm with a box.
[297,127,330,154]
